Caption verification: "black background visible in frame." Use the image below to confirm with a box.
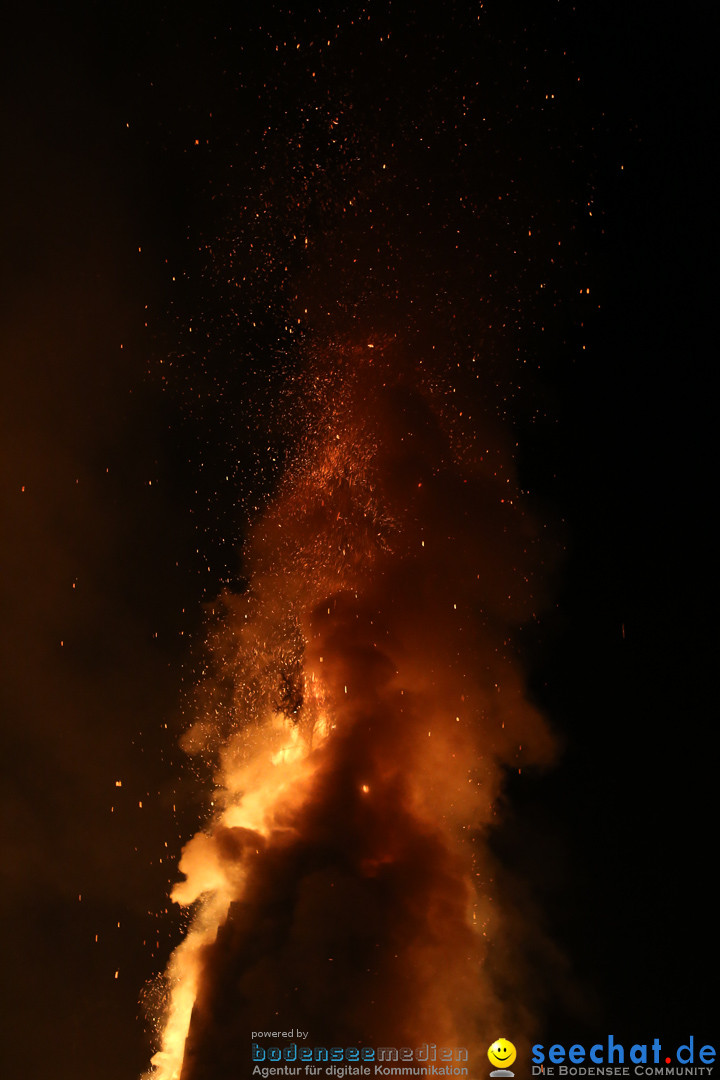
[0,2,716,1077]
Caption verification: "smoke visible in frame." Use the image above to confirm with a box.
[146,343,556,1079]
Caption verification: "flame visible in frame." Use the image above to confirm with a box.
[142,346,554,1078]
[144,709,325,1079]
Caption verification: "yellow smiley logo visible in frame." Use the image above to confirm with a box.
[488,1039,517,1070]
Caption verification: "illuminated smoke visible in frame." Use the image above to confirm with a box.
[143,343,555,1079]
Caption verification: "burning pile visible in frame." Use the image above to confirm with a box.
[144,343,554,1080]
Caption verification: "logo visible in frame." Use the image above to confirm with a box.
[530,1036,716,1076]
[489,1038,518,1078]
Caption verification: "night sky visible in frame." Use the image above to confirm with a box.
[0,3,716,1079]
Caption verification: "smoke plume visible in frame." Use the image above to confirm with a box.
[145,342,555,1079]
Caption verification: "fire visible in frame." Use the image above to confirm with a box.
[142,345,554,1079]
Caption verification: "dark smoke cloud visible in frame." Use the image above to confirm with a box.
[171,350,557,1079]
